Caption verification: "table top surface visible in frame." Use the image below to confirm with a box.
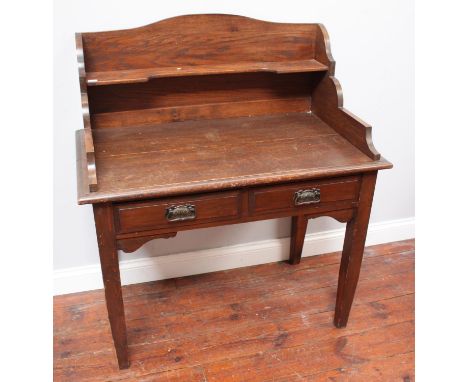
[76,112,391,204]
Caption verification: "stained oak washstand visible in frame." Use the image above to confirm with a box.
[74,14,392,369]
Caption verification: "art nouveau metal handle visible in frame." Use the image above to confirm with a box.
[294,189,321,206]
[165,204,196,222]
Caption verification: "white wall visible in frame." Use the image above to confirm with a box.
[53,0,414,292]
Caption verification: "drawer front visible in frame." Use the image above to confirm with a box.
[115,191,241,234]
[250,176,360,214]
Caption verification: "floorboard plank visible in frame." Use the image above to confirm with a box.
[54,239,415,381]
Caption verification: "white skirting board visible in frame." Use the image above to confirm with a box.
[53,217,414,295]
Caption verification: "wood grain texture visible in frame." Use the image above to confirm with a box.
[77,113,391,204]
[115,191,241,234]
[311,24,380,160]
[54,240,414,381]
[114,204,357,241]
[250,175,360,214]
[112,177,357,239]
[314,24,336,76]
[76,15,389,196]
[92,98,311,128]
[74,15,393,371]
[75,33,97,192]
[289,215,308,265]
[86,59,327,86]
[88,72,314,127]
[334,172,378,328]
[80,15,318,71]
[310,24,381,160]
[117,233,177,253]
[88,72,313,114]
[93,203,129,369]
[311,74,381,160]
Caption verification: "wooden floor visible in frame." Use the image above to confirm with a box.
[54,239,414,381]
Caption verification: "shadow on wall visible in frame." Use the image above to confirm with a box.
[122,215,344,260]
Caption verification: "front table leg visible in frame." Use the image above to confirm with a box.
[334,172,377,328]
[93,203,130,369]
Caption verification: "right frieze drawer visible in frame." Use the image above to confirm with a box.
[249,175,361,214]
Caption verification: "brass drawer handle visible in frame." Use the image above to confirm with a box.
[165,204,196,222]
[294,189,321,205]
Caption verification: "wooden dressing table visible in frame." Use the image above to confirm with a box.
[75,14,392,369]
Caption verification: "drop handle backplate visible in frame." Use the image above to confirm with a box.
[165,204,196,222]
[294,188,321,206]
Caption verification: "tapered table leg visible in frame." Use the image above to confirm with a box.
[93,203,130,369]
[334,172,377,328]
[289,215,308,265]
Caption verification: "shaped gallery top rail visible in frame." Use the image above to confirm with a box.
[77,14,334,86]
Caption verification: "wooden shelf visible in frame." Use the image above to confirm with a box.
[85,59,328,86]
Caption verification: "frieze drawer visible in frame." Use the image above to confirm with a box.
[115,191,241,234]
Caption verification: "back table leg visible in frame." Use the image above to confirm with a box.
[289,215,309,265]
[93,203,130,369]
[334,172,377,328]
